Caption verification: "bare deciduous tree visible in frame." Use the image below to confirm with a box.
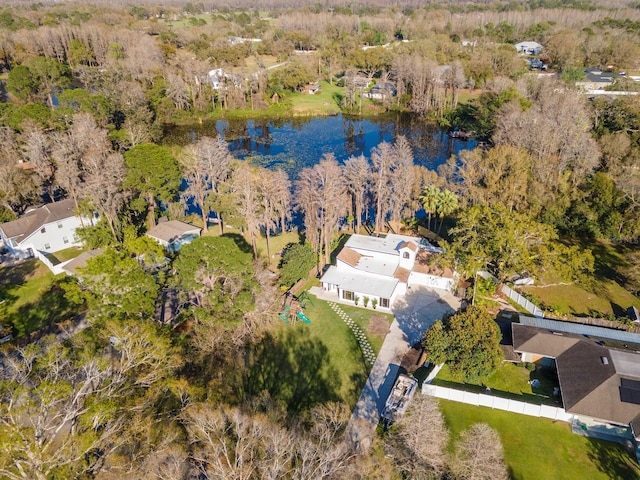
[231,162,261,258]
[180,136,233,233]
[295,154,346,267]
[257,167,291,260]
[384,394,450,479]
[452,423,509,480]
[388,135,415,226]
[20,123,56,203]
[343,154,370,233]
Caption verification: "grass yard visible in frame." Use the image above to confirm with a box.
[43,246,87,265]
[202,227,301,271]
[246,296,393,410]
[0,260,77,338]
[289,81,344,116]
[433,363,559,406]
[297,297,393,405]
[439,400,640,480]
[521,240,640,318]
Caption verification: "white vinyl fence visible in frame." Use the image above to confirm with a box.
[422,384,573,422]
[501,284,545,318]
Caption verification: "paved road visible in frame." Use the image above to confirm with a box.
[344,286,460,451]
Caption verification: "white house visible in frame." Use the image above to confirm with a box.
[146,220,201,252]
[515,41,543,55]
[319,234,455,310]
[0,199,92,256]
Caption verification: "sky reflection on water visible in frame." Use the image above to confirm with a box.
[164,114,477,177]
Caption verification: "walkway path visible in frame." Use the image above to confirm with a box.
[344,286,460,452]
[328,302,376,365]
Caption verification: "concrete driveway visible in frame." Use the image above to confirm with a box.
[345,286,460,451]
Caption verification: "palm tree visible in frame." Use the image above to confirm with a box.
[436,189,459,234]
[421,185,440,232]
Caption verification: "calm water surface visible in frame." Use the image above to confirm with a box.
[164,114,476,177]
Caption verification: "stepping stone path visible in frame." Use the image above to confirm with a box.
[328,302,377,365]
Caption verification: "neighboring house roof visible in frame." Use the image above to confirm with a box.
[512,317,640,426]
[412,250,454,278]
[0,199,77,244]
[321,265,398,298]
[512,324,580,358]
[515,41,542,52]
[62,248,104,275]
[146,221,201,244]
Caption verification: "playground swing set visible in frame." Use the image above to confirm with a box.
[278,291,314,325]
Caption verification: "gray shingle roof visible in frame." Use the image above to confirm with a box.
[146,221,201,244]
[0,199,77,244]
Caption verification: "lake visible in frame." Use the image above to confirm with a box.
[163,113,477,177]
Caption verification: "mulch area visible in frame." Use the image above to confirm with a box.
[367,315,390,338]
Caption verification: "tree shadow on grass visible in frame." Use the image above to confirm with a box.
[345,328,371,406]
[222,232,254,255]
[586,437,640,480]
[0,259,39,291]
[569,238,629,286]
[242,327,342,415]
[12,282,75,339]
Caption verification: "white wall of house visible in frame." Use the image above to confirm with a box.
[398,246,416,270]
[18,216,87,254]
[321,281,398,310]
[408,271,454,291]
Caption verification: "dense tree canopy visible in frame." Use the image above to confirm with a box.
[77,247,159,321]
[171,235,257,326]
[124,143,182,229]
[278,242,317,288]
[424,306,503,382]
[448,204,594,282]
[1,2,640,477]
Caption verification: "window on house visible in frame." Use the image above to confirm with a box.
[40,227,46,233]
[57,222,63,229]
[44,243,51,250]
[342,290,354,301]
[403,252,410,259]
[63,236,69,244]
[380,298,390,308]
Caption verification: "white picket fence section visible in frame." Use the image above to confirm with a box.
[501,284,545,318]
[422,384,573,423]
[32,249,71,276]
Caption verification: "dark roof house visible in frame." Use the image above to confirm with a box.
[513,316,640,434]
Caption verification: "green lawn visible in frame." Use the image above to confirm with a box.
[202,227,301,271]
[439,400,640,480]
[297,297,393,404]
[43,246,87,265]
[521,240,640,318]
[433,363,559,406]
[246,296,393,410]
[289,81,344,116]
[0,260,78,338]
